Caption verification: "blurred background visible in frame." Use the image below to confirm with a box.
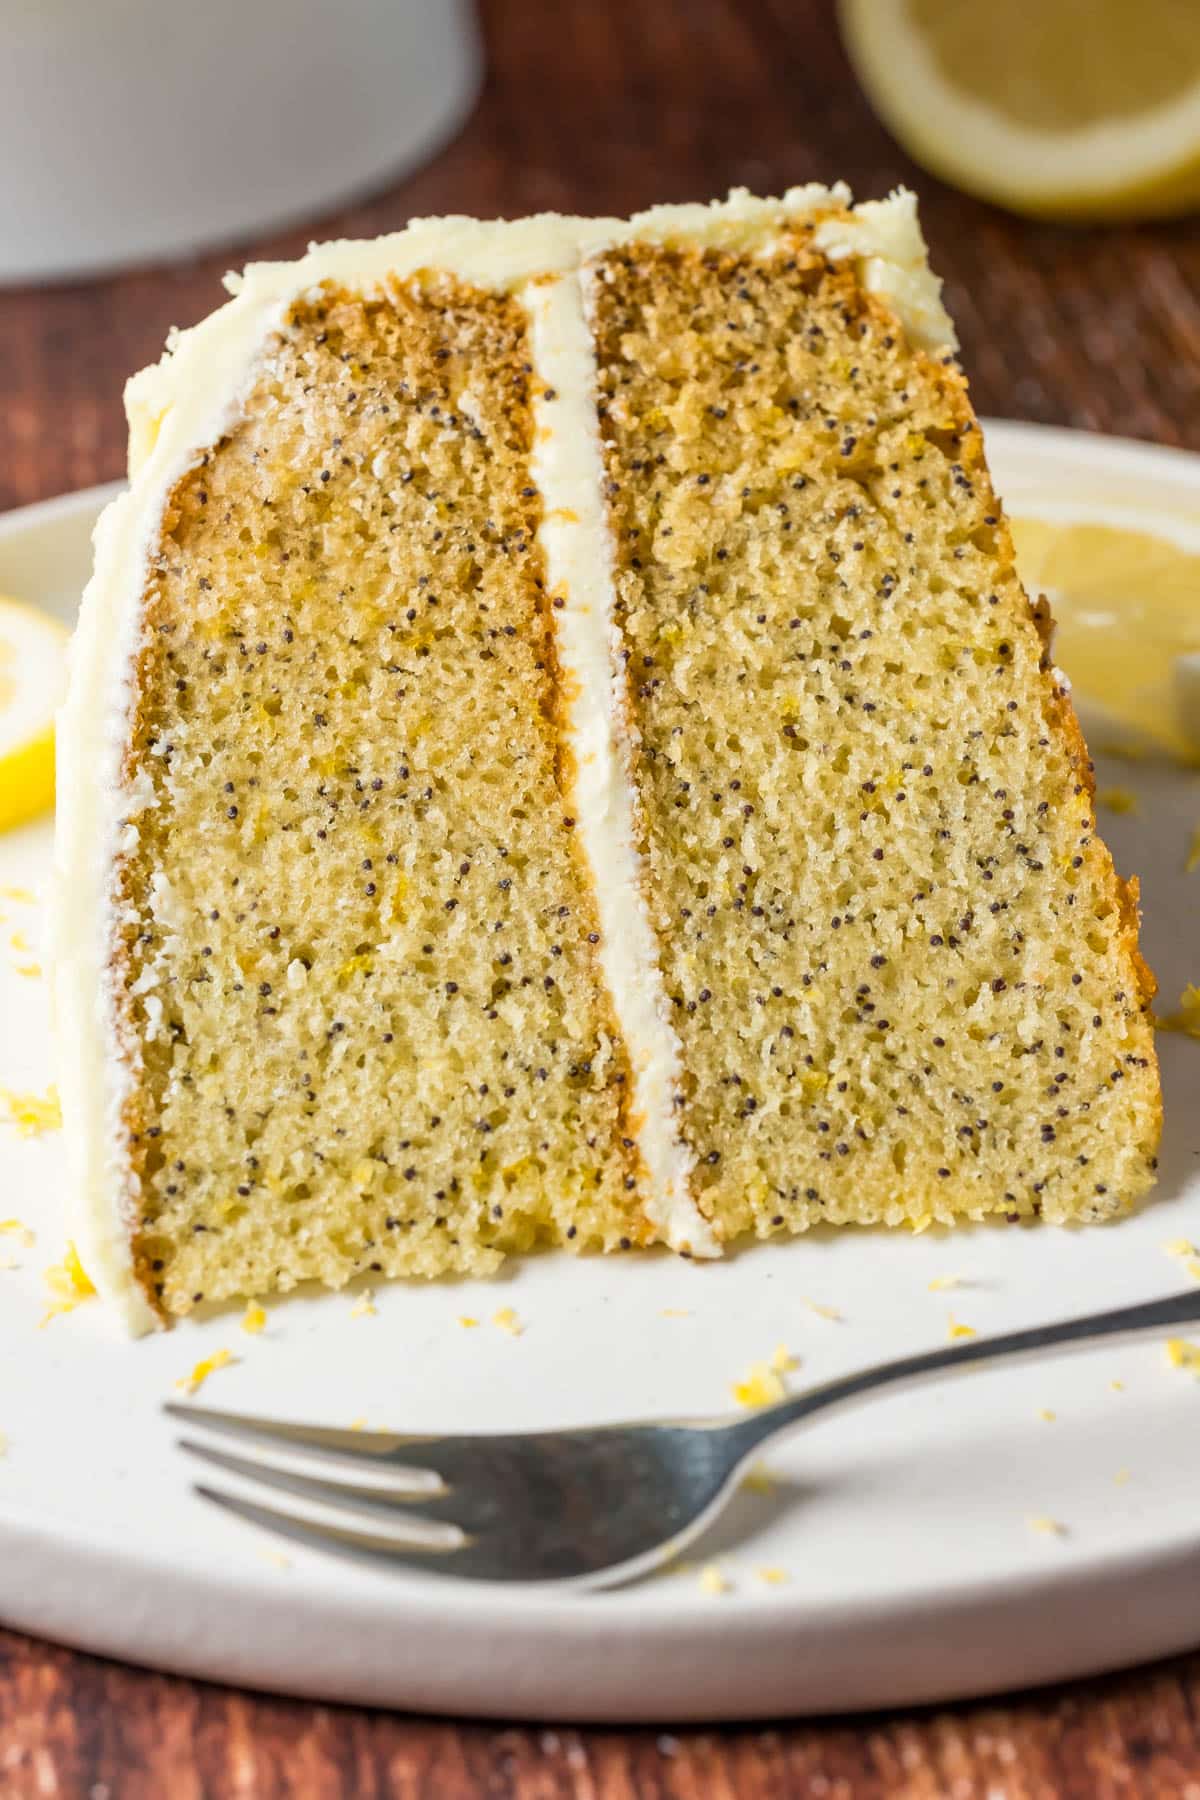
[1,0,1198,515]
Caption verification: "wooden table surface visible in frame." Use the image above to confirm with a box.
[3,1,1200,1792]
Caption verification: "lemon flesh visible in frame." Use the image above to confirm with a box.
[0,595,67,833]
[1010,516,1200,761]
[839,0,1200,221]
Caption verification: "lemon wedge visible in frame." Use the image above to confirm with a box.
[839,0,1200,221]
[0,595,67,833]
[1009,514,1200,761]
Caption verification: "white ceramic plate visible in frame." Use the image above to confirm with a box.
[2,423,1200,1724]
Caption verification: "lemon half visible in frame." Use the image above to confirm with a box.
[0,595,68,833]
[839,0,1200,221]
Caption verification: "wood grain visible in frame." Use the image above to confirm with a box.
[3,0,1200,1790]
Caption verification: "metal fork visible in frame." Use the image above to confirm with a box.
[167,1287,1200,1589]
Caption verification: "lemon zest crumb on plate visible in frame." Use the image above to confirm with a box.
[1165,1238,1196,1258]
[349,1416,368,1431]
[41,1241,96,1325]
[731,1361,787,1408]
[769,1343,799,1374]
[1028,1515,1066,1537]
[241,1301,267,1335]
[457,1315,480,1328]
[660,1307,691,1318]
[1114,1468,1132,1486]
[349,1290,377,1320]
[1110,1379,1125,1393]
[493,1307,523,1336]
[174,1348,235,1394]
[928,1274,963,1292]
[14,963,42,979]
[802,1297,842,1320]
[755,1566,789,1587]
[947,1315,977,1341]
[1166,1337,1200,1374]
[0,1218,34,1248]
[741,1462,775,1494]
[0,1084,61,1137]
[0,885,34,903]
[1038,1409,1057,1422]
[698,1564,730,1596]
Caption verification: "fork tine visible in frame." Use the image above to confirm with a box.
[179,1438,464,1522]
[195,1484,470,1574]
[163,1402,436,1468]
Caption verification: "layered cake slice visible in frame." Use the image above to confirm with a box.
[54,188,1161,1330]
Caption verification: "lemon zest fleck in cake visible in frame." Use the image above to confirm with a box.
[492,1307,523,1336]
[457,1315,480,1328]
[698,1563,730,1596]
[240,1301,267,1334]
[1186,827,1200,875]
[174,1348,235,1393]
[802,1298,842,1321]
[741,1462,775,1494]
[769,1343,799,1374]
[1096,786,1139,816]
[755,1566,789,1586]
[0,1084,61,1137]
[1166,1337,1200,1374]
[927,1274,963,1292]
[40,1241,96,1324]
[349,1290,377,1320]
[732,1361,787,1408]
[947,1315,977,1341]
[909,1213,934,1236]
[1028,1515,1066,1537]
[1038,1408,1057,1422]
[0,1219,35,1248]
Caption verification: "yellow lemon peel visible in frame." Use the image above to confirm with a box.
[0,1084,61,1137]
[174,1349,235,1394]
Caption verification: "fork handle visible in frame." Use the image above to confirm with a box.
[727,1287,1200,1458]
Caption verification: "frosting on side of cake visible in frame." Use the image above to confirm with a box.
[56,187,954,1329]
[526,274,719,1258]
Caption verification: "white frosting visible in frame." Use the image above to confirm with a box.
[55,186,953,1330]
[526,275,719,1258]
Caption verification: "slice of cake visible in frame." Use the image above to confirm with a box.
[54,187,1161,1331]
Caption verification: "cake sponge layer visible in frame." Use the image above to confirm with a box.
[589,235,1159,1233]
[115,279,640,1318]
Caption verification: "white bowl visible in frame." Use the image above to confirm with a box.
[0,0,482,284]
